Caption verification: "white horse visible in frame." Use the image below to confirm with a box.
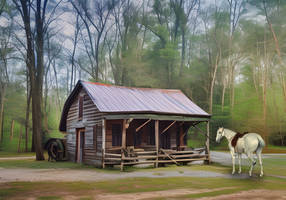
[216,127,265,177]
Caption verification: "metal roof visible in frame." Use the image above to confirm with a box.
[82,81,209,116]
[59,80,210,131]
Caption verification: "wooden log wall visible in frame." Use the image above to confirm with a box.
[106,119,162,150]
[66,88,104,166]
[105,119,122,148]
[104,120,186,150]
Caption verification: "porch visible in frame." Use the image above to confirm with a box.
[101,115,210,171]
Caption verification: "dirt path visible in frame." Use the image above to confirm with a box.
[95,187,235,200]
[0,168,246,183]
[23,188,286,200]
[211,151,286,166]
[199,189,286,200]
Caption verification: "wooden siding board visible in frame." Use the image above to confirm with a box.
[66,88,104,165]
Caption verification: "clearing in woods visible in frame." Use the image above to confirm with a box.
[1,152,286,199]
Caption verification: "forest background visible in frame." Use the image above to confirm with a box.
[0,0,285,158]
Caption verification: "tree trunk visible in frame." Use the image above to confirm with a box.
[31,129,35,152]
[53,59,61,112]
[262,27,268,145]
[25,79,31,152]
[221,80,226,112]
[18,126,23,153]
[0,86,5,143]
[262,66,267,144]
[209,53,220,114]
[230,63,235,110]
[31,81,44,160]
[281,74,286,105]
[1,107,4,143]
[10,119,14,141]
[16,0,46,159]
[43,68,49,132]
[263,0,282,62]
[33,0,45,160]
[180,28,186,77]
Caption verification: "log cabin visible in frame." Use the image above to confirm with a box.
[59,80,211,170]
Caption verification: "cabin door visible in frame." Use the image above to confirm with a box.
[76,129,85,163]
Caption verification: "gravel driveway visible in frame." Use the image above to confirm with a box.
[1,152,285,183]
[210,151,286,166]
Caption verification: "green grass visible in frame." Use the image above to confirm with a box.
[0,154,286,177]
[266,144,286,149]
[0,155,286,199]
[0,151,35,157]
[1,176,286,200]
[0,159,94,169]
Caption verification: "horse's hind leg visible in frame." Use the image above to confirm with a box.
[256,149,263,177]
[246,152,255,176]
[238,153,242,174]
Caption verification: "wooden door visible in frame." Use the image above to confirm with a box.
[76,129,85,163]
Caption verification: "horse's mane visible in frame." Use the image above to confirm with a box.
[224,128,237,135]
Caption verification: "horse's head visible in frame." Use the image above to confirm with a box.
[216,127,225,143]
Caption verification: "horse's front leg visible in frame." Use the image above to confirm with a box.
[230,149,235,175]
[238,153,242,174]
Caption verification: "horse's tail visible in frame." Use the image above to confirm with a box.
[257,135,265,149]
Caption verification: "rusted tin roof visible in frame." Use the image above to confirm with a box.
[59,80,210,131]
[82,81,209,116]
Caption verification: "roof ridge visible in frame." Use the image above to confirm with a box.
[82,80,182,92]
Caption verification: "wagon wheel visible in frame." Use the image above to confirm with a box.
[48,141,59,161]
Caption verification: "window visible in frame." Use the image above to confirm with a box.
[78,96,83,119]
[112,124,122,146]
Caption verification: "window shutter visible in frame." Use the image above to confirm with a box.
[78,96,83,119]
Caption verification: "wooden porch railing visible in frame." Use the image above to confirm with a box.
[102,147,208,171]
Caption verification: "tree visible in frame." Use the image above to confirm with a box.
[13,0,61,160]
[71,0,116,81]
[0,0,13,143]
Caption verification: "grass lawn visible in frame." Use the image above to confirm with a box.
[1,176,286,199]
[0,155,286,199]
[0,154,286,176]
[0,151,35,157]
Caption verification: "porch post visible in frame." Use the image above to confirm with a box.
[102,119,105,168]
[205,121,210,164]
[179,125,184,149]
[121,119,127,171]
[122,119,127,148]
[155,120,159,168]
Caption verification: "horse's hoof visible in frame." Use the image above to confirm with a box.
[238,171,241,174]
[260,174,263,177]
[232,172,235,175]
